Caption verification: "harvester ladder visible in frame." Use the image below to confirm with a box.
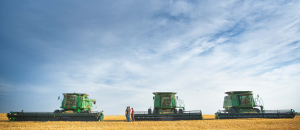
[176,99,185,109]
[254,97,265,111]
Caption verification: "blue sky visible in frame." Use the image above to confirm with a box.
[0,0,300,115]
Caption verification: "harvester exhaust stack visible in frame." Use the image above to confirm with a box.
[134,92,203,121]
[7,93,104,121]
[215,91,295,119]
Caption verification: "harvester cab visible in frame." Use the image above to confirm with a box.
[134,92,203,121]
[151,92,185,114]
[7,93,104,121]
[215,91,296,119]
[59,93,96,113]
[223,91,264,113]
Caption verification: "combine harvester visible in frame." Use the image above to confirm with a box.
[7,93,104,121]
[215,91,295,119]
[134,92,203,121]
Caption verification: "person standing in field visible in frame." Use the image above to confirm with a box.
[125,106,131,122]
[131,108,135,122]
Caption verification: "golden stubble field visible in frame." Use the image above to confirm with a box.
[0,113,299,130]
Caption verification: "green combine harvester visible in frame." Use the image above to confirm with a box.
[215,91,295,119]
[7,93,104,121]
[134,92,203,121]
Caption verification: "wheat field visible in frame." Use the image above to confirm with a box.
[0,113,299,130]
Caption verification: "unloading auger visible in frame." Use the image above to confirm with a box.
[215,91,295,119]
[134,92,203,121]
[7,93,104,121]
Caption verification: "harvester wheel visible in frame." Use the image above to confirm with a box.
[153,109,157,114]
[254,108,261,113]
[229,108,238,113]
[54,110,62,113]
[148,109,152,114]
[179,109,183,114]
[81,110,88,113]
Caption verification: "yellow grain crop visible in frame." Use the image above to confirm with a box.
[0,113,299,130]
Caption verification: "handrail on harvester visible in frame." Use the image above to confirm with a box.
[176,99,185,110]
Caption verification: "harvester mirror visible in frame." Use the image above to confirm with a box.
[176,96,178,99]
[153,96,154,100]
[94,101,96,104]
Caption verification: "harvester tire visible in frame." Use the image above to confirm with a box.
[179,109,183,114]
[229,108,238,113]
[80,110,89,113]
[148,109,152,114]
[54,110,62,113]
[153,109,157,114]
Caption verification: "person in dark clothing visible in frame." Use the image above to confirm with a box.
[125,106,131,122]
